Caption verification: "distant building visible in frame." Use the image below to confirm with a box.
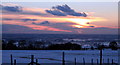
[102,42,110,47]
[82,44,91,50]
[13,42,19,47]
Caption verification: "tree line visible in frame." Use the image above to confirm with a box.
[2,39,119,50]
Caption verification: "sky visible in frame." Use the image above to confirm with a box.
[1,2,119,34]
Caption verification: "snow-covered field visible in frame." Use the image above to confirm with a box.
[2,50,119,63]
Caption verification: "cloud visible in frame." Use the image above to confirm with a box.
[21,19,37,22]
[1,5,22,12]
[46,4,87,17]
[3,19,71,32]
[89,26,95,27]
[3,18,37,22]
[32,21,50,25]
[1,5,47,16]
[40,21,50,24]
[2,18,13,20]
[53,4,74,13]
[3,24,73,34]
[46,10,66,16]
[2,24,33,33]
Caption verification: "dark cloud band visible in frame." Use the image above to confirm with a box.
[3,18,37,22]
[2,5,22,12]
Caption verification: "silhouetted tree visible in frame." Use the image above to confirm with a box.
[47,42,81,50]
[2,40,7,49]
[98,45,104,50]
[34,41,44,49]
[6,40,17,50]
[91,46,94,50]
[109,41,118,50]
[18,40,26,48]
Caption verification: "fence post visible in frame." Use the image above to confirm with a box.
[100,47,103,65]
[112,59,114,64]
[107,58,110,65]
[75,58,76,65]
[97,59,99,65]
[83,58,85,65]
[36,59,38,64]
[103,59,104,64]
[10,54,13,65]
[62,52,65,65]
[91,58,93,65]
[14,59,16,65]
[31,55,34,65]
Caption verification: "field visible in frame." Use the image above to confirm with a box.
[2,49,118,64]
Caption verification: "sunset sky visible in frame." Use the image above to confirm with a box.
[1,2,118,34]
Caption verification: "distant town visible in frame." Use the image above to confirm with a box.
[2,38,120,50]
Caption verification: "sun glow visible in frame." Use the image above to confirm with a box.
[66,18,91,28]
[66,18,91,25]
[72,25,83,28]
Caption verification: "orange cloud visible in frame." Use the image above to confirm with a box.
[26,25,71,32]
[2,20,71,32]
